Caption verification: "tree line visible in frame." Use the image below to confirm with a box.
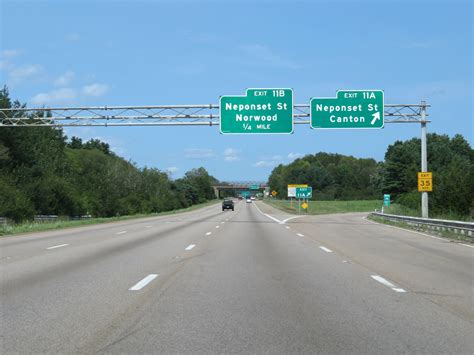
[268,134,473,217]
[0,87,218,222]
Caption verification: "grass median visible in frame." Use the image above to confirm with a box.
[264,199,381,215]
[0,200,220,237]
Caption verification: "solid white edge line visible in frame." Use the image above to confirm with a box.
[116,231,127,235]
[460,243,474,249]
[282,215,306,223]
[46,243,69,250]
[364,216,444,241]
[129,274,158,291]
[205,232,212,236]
[297,233,304,237]
[319,246,333,253]
[252,202,283,224]
[185,244,196,251]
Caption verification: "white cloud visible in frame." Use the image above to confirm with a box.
[166,166,179,173]
[223,148,241,162]
[1,49,20,59]
[288,152,303,160]
[184,148,216,159]
[65,33,80,41]
[239,44,300,69]
[83,83,109,97]
[54,71,75,86]
[8,64,42,84]
[31,88,77,105]
[253,160,279,168]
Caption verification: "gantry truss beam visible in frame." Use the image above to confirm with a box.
[0,103,430,127]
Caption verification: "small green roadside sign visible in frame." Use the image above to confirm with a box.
[220,88,293,134]
[249,184,260,190]
[311,90,384,129]
[383,194,391,207]
[296,187,312,198]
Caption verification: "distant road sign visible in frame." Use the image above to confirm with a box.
[418,172,433,192]
[383,194,391,207]
[271,190,277,197]
[220,88,293,134]
[288,184,308,197]
[249,184,259,190]
[301,202,308,210]
[296,187,312,198]
[311,90,384,129]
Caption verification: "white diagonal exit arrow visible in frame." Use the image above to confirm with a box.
[370,111,380,125]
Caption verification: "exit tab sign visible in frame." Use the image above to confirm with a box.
[220,88,293,134]
[311,90,384,129]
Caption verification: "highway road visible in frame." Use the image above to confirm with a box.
[1,200,473,353]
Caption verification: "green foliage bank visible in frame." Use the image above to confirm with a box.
[268,136,473,218]
[0,88,217,222]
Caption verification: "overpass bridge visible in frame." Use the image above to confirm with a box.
[212,181,268,199]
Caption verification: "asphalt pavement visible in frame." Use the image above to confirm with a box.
[1,200,472,354]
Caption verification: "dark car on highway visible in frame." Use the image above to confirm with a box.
[222,199,234,211]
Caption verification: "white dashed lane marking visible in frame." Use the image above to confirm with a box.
[46,244,69,250]
[129,274,158,291]
[296,233,304,237]
[185,244,196,251]
[116,231,127,235]
[319,246,333,253]
[205,232,212,236]
[371,275,406,293]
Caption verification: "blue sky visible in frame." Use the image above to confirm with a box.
[1,0,472,181]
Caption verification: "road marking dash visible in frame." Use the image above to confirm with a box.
[215,225,220,229]
[129,274,158,291]
[185,244,195,251]
[205,232,212,236]
[297,233,304,237]
[371,275,406,293]
[392,288,407,293]
[285,226,291,229]
[221,221,225,224]
[319,246,333,253]
[116,231,127,235]
[46,244,69,250]
[146,225,152,228]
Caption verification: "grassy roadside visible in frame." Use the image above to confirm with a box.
[0,200,220,237]
[367,214,473,243]
[264,199,381,215]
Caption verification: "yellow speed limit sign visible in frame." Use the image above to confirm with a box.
[418,172,433,192]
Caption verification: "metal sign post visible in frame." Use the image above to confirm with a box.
[420,101,429,218]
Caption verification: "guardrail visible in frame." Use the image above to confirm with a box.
[371,212,474,238]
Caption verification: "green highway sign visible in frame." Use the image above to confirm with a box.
[311,90,384,129]
[295,187,312,198]
[220,88,293,134]
[383,194,391,207]
[249,184,260,190]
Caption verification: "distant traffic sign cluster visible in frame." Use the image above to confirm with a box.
[220,88,384,134]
